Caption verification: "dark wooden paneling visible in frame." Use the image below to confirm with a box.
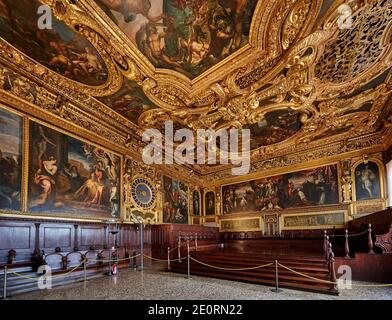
[335,253,392,283]
[79,226,106,249]
[0,225,31,250]
[0,217,154,264]
[151,224,219,258]
[0,221,36,263]
[40,224,74,251]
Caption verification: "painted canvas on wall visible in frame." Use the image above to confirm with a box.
[222,164,339,214]
[0,108,22,210]
[193,190,200,216]
[283,212,345,228]
[205,191,215,215]
[354,161,381,201]
[163,175,188,223]
[0,0,108,85]
[28,122,121,218]
[95,0,257,78]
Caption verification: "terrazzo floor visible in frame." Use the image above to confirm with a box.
[10,262,392,300]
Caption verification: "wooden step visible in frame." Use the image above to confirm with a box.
[169,250,338,295]
[170,267,338,295]
[171,261,330,286]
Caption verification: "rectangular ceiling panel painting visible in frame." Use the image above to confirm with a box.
[95,0,257,78]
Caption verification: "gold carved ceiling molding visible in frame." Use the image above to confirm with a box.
[0,65,199,187]
[0,0,391,181]
[201,132,386,187]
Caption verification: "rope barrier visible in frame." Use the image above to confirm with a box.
[190,257,274,271]
[10,260,86,280]
[277,262,392,287]
[329,229,368,238]
[143,254,187,263]
[6,254,392,290]
[88,254,141,263]
[277,262,335,285]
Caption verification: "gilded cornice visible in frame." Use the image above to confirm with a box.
[0,0,391,184]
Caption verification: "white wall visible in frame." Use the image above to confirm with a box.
[387,160,392,207]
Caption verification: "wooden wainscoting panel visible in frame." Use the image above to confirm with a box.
[40,224,74,251]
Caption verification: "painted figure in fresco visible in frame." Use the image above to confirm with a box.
[222,165,339,214]
[99,0,162,22]
[205,192,215,215]
[71,48,105,78]
[30,156,61,209]
[73,164,106,207]
[35,126,56,165]
[0,0,108,85]
[355,163,380,200]
[28,123,120,217]
[110,0,258,78]
[360,165,377,197]
[193,191,200,215]
[0,109,22,210]
[98,78,157,125]
[163,177,188,223]
[0,149,20,208]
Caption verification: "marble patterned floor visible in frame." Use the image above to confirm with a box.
[10,265,392,300]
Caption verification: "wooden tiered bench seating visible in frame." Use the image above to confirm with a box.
[0,247,146,297]
[170,240,338,295]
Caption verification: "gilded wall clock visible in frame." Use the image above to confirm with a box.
[131,178,156,209]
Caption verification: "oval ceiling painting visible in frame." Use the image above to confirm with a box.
[96,0,258,79]
[0,0,108,86]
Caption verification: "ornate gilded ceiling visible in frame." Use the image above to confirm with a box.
[0,0,391,178]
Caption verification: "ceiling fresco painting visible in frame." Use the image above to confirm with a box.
[0,0,391,179]
[97,78,158,125]
[244,109,302,150]
[0,0,108,86]
[95,0,257,79]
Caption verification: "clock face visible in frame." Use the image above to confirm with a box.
[131,178,156,209]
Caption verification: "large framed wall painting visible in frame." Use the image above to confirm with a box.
[0,107,23,210]
[222,164,339,214]
[28,121,121,218]
[354,161,382,201]
[163,176,188,224]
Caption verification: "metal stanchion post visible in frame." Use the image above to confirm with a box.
[1,266,7,300]
[140,222,144,271]
[187,239,191,279]
[132,251,137,271]
[178,236,181,263]
[84,259,87,288]
[167,247,171,271]
[195,234,198,251]
[271,260,281,293]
